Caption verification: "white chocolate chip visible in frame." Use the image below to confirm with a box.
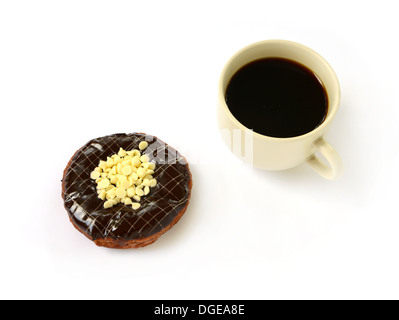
[130,172,138,181]
[98,178,110,189]
[118,148,127,157]
[106,158,114,167]
[122,166,133,176]
[140,154,150,163]
[131,157,141,167]
[115,188,126,199]
[137,167,146,178]
[120,180,131,189]
[142,162,150,170]
[104,200,113,209]
[135,187,144,196]
[122,160,130,166]
[143,178,150,187]
[106,189,116,199]
[90,170,101,180]
[139,141,148,150]
[127,187,136,197]
[98,190,106,200]
[110,175,118,184]
[99,161,107,170]
[149,179,157,187]
[132,150,141,157]
[132,202,141,210]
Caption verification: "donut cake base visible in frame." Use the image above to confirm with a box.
[61,133,192,249]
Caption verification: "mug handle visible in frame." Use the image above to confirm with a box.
[307,137,342,180]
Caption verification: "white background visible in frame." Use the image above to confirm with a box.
[1,0,398,300]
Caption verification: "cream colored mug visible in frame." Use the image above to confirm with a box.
[217,39,342,180]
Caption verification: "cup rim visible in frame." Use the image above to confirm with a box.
[218,39,341,142]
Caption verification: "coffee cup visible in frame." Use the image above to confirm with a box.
[217,39,342,179]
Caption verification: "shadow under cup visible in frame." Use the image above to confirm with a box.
[217,40,341,178]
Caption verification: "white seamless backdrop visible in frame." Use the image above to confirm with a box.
[0,0,398,300]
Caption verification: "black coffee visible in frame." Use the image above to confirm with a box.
[225,58,328,138]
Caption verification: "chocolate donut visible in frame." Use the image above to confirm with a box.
[61,133,192,248]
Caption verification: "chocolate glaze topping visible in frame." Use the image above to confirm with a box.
[62,133,192,243]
